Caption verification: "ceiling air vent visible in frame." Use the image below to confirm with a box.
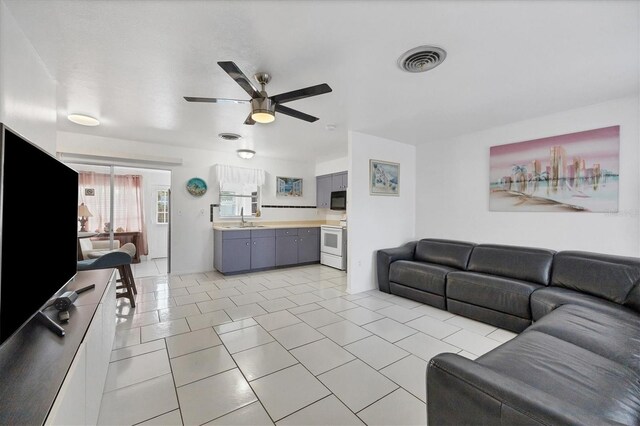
[398,46,447,73]
[218,133,242,141]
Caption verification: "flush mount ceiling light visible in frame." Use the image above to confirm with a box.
[237,149,256,159]
[67,114,100,126]
[398,45,447,73]
[218,133,242,141]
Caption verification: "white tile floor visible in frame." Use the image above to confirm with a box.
[101,265,517,425]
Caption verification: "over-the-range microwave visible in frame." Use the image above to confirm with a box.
[330,190,346,210]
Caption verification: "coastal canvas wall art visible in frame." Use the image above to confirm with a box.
[276,176,303,197]
[489,126,619,212]
[370,160,400,196]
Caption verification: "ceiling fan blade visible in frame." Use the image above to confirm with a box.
[217,61,261,99]
[244,114,256,125]
[270,83,332,104]
[184,96,249,104]
[275,104,319,123]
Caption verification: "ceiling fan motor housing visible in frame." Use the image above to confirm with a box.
[251,97,275,115]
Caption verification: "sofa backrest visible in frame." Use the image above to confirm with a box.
[552,251,640,308]
[414,239,475,270]
[467,244,555,285]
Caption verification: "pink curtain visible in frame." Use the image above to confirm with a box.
[78,172,149,256]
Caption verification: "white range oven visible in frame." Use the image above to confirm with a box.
[320,225,347,270]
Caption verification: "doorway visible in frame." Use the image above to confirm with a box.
[67,162,171,277]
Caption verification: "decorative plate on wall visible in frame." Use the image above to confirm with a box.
[186,177,207,197]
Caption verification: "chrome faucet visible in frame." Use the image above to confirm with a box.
[240,207,245,227]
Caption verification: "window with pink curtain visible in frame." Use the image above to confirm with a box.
[78,171,149,256]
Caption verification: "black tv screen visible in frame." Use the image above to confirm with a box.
[0,124,78,344]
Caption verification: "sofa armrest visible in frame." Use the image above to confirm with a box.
[427,353,602,426]
[376,242,416,293]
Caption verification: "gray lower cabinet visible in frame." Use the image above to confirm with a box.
[298,228,320,263]
[251,237,276,269]
[214,230,251,274]
[276,228,299,266]
[215,227,319,274]
[276,228,320,266]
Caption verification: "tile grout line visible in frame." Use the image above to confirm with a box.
[251,324,339,423]
[158,344,184,425]
[110,266,484,425]
[209,326,278,426]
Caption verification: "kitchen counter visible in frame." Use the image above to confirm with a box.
[212,220,339,231]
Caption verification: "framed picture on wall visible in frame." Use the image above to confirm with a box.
[489,125,619,212]
[370,160,400,196]
[276,176,303,197]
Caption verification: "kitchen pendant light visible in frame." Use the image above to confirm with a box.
[237,149,256,159]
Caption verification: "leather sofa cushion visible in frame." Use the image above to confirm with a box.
[447,271,541,318]
[530,286,640,321]
[467,244,555,285]
[478,330,640,425]
[389,260,455,295]
[414,239,475,270]
[552,251,640,308]
[528,304,640,372]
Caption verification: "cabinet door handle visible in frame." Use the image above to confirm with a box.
[246,242,249,246]
[253,241,256,245]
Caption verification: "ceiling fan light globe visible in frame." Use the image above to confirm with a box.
[251,111,275,124]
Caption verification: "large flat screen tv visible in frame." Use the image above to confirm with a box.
[0,124,78,345]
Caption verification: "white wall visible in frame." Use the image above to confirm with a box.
[315,156,348,176]
[415,96,640,256]
[57,131,326,274]
[347,131,416,293]
[0,0,56,153]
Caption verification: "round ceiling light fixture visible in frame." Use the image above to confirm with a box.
[218,133,242,141]
[237,149,256,159]
[67,113,100,126]
[398,45,447,73]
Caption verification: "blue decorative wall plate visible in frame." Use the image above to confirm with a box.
[186,177,207,197]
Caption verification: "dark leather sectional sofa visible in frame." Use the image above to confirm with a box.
[376,239,640,425]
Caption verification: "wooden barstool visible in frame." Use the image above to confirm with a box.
[77,250,136,307]
[117,243,138,295]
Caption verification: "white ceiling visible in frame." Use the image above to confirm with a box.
[5,0,639,162]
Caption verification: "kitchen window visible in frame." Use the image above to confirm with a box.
[219,183,260,217]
